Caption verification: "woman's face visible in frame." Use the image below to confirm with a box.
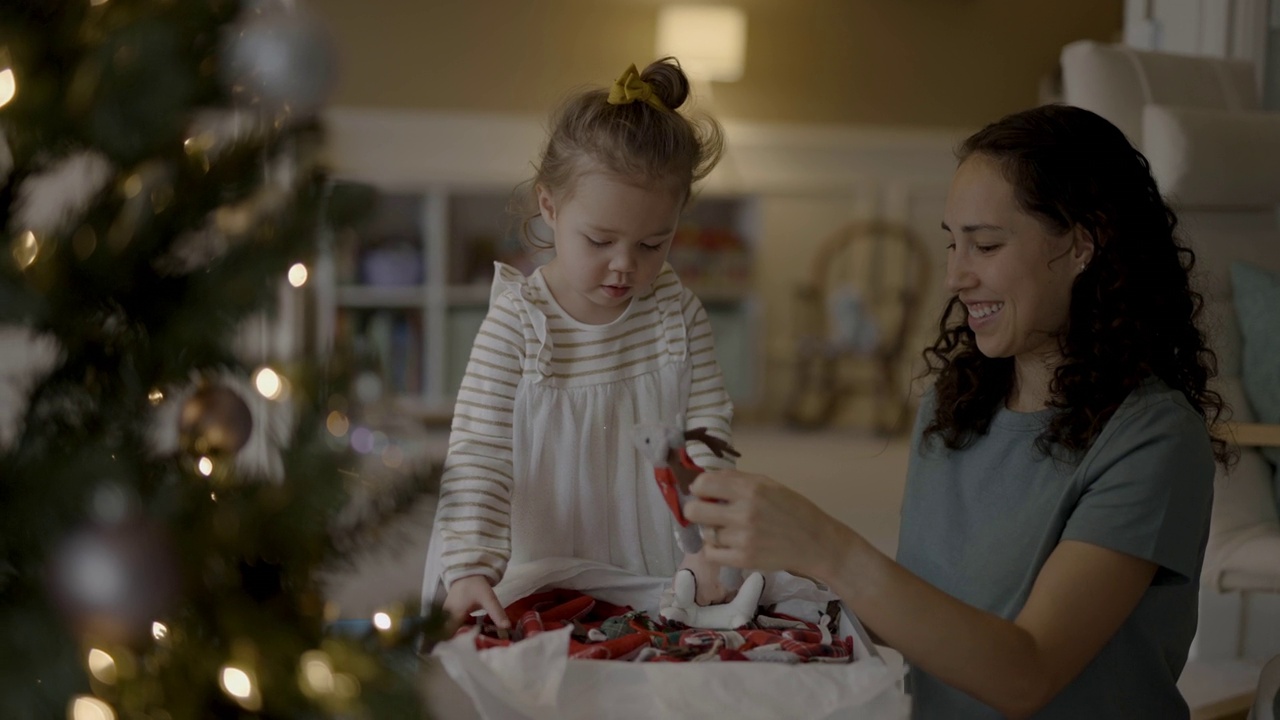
[942,154,1093,363]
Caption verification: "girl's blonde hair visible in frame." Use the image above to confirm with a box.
[516,57,724,249]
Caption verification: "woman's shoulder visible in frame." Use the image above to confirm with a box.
[1086,377,1214,470]
[1114,377,1206,430]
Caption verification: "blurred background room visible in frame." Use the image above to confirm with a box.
[290,3,1280,717]
[4,1,1279,718]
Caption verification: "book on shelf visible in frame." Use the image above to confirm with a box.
[335,309,423,396]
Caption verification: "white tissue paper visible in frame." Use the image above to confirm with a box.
[429,557,910,720]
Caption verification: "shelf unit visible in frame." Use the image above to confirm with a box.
[315,182,762,420]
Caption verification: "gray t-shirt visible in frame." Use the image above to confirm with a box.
[896,379,1215,719]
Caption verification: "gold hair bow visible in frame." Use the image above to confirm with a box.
[607,64,668,112]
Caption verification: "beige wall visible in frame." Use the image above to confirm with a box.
[310,0,1122,127]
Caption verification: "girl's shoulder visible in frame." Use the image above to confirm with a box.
[649,262,703,318]
[488,262,549,317]
[490,261,532,300]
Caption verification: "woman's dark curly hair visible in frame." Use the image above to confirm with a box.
[922,104,1232,465]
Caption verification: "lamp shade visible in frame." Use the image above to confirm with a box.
[655,5,747,82]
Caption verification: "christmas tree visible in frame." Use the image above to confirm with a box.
[0,1,440,717]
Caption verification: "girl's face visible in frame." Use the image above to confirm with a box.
[538,168,682,324]
[942,154,1093,365]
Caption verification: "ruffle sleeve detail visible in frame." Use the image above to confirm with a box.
[490,262,553,380]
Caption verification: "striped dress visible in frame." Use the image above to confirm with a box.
[421,261,736,606]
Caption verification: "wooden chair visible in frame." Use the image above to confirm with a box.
[783,220,931,434]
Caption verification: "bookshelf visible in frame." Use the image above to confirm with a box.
[315,182,762,421]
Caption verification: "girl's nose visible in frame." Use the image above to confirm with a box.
[610,248,636,273]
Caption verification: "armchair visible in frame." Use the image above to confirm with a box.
[1061,39,1280,715]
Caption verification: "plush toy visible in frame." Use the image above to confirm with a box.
[632,420,764,629]
[662,568,765,629]
[630,420,726,554]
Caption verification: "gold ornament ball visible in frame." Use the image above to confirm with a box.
[179,384,254,455]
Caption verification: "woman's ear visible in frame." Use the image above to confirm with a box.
[1073,225,1096,273]
[536,184,556,226]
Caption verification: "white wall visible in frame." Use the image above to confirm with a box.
[1123,0,1273,89]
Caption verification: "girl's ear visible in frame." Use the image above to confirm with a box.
[536,184,556,225]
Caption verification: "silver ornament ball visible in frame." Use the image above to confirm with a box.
[220,3,337,118]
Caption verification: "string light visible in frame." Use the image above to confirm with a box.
[220,667,251,697]
[182,134,213,155]
[0,49,15,109]
[13,230,38,270]
[219,664,261,710]
[287,262,308,287]
[325,411,349,437]
[253,367,282,400]
[147,388,165,405]
[121,174,143,199]
[183,134,213,173]
[69,696,115,720]
[151,621,168,642]
[87,648,117,684]
[372,611,392,631]
[298,650,334,696]
[197,456,214,476]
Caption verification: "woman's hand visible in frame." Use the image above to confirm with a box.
[442,575,510,630]
[678,549,729,605]
[684,469,852,581]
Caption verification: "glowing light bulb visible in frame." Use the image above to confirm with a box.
[372,612,392,631]
[326,411,349,437]
[69,696,115,720]
[87,648,117,684]
[122,174,143,199]
[197,456,214,476]
[13,230,38,269]
[151,621,168,641]
[221,666,252,698]
[219,665,261,709]
[299,650,335,695]
[0,68,15,109]
[253,367,282,400]
[287,262,308,287]
[147,388,164,405]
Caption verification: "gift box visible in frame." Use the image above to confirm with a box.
[427,558,910,720]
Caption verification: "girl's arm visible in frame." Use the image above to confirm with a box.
[680,294,734,470]
[434,294,525,591]
[684,472,1156,719]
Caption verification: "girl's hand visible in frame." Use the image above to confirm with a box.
[443,575,510,630]
[684,469,851,580]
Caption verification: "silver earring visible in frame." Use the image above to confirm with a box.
[1079,262,1087,272]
